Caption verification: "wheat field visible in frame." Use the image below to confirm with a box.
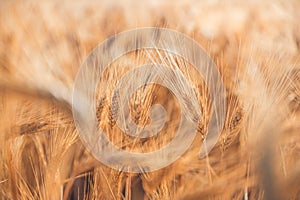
[0,0,300,199]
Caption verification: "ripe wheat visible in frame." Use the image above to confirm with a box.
[0,0,300,199]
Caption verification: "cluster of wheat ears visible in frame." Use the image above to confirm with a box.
[0,0,300,199]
